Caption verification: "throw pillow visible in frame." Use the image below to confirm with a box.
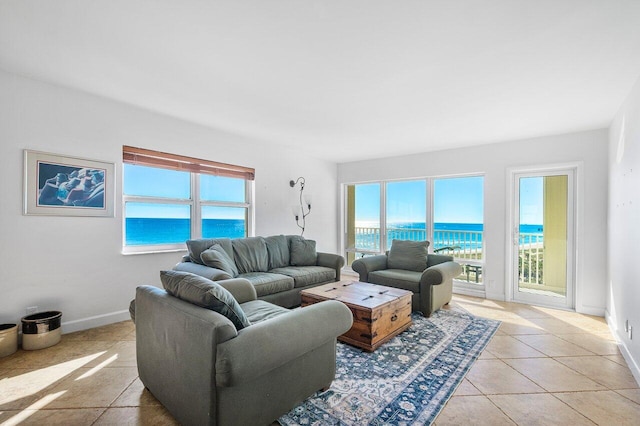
[387,239,430,272]
[186,238,233,265]
[201,244,239,277]
[264,235,290,269]
[289,236,317,266]
[160,270,251,330]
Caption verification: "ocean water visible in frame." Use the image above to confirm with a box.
[125,218,246,246]
[125,218,543,248]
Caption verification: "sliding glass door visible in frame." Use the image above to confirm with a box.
[344,176,484,285]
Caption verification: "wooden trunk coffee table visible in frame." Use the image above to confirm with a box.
[301,281,412,352]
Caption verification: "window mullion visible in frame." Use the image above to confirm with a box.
[192,172,200,239]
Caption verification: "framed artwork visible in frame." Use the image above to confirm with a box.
[24,150,115,217]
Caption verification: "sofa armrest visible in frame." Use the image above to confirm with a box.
[316,252,345,281]
[427,254,454,267]
[420,261,462,286]
[174,261,232,282]
[215,300,353,387]
[351,255,388,282]
[135,285,238,426]
[217,278,257,304]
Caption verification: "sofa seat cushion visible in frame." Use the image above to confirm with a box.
[238,272,294,297]
[240,300,290,324]
[368,269,422,293]
[269,266,336,288]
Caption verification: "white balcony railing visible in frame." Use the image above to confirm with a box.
[351,227,545,286]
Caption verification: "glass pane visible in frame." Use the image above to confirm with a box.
[202,206,247,239]
[200,175,245,202]
[345,183,380,265]
[125,202,190,245]
[123,164,190,199]
[518,175,567,297]
[434,176,484,283]
[386,180,427,248]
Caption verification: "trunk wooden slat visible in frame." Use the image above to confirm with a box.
[301,281,412,352]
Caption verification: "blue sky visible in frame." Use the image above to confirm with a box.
[124,164,245,219]
[355,176,486,225]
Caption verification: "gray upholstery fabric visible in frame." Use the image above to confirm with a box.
[128,299,136,323]
[232,237,269,274]
[186,238,233,265]
[177,236,345,309]
[216,300,353,387]
[270,266,336,288]
[368,269,422,292]
[264,234,290,269]
[351,248,462,317]
[290,236,317,266]
[160,270,251,330]
[216,278,257,304]
[201,244,239,277]
[174,261,232,282]
[387,239,430,272]
[238,272,294,297]
[135,285,353,426]
[241,299,290,324]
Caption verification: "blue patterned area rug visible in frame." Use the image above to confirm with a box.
[279,309,500,426]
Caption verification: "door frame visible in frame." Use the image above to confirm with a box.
[505,163,581,310]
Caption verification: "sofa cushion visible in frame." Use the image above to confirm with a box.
[264,235,290,269]
[237,272,294,297]
[201,244,239,277]
[368,269,422,293]
[232,237,269,274]
[186,238,233,265]
[387,239,429,272]
[289,236,317,266]
[240,300,290,324]
[160,270,251,330]
[269,266,336,288]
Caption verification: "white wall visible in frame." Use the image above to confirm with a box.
[608,74,640,382]
[0,70,338,331]
[338,129,609,315]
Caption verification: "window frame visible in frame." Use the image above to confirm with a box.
[122,147,254,254]
[342,174,485,288]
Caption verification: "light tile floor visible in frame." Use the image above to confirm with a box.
[435,295,640,426]
[0,294,637,425]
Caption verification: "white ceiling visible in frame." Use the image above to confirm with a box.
[2,1,640,162]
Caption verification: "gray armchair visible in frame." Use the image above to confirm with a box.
[135,278,353,426]
[352,245,462,317]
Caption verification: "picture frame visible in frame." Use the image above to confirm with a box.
[24,150,115,217]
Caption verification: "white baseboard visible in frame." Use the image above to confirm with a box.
[575,305,605,317]
[606,311,640,387]
[453,286,486,298]
[61,310,131,334]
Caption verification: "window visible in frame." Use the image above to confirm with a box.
[122,146,254,252]
[433,176,484,284]
[386,180,427,249]
[344,175,484,285]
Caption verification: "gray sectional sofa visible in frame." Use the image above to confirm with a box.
[174,234,345,308]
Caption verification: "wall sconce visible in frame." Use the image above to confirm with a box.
[290,177,311,235]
